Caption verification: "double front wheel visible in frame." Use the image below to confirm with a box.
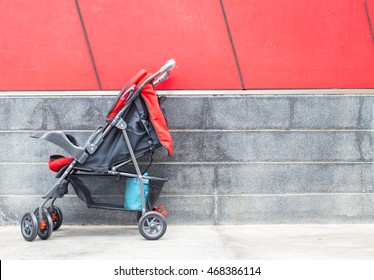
[21,206,64,241]
[21,210,53,242]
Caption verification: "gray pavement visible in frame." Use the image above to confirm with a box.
[1,224,374,260]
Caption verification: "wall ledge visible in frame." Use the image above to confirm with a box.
[1,89,374,97]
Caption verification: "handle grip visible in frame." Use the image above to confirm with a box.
[160,59,176,72]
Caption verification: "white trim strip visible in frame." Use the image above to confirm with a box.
[0,89,374,97]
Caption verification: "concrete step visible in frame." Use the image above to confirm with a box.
[1,95,374,130]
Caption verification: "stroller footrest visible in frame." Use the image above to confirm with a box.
[49,155,73,172]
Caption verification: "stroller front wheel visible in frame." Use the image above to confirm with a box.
[138,211,167,240]
[21,212,38,242]
[48,206,63,231]
[34,209,54,240]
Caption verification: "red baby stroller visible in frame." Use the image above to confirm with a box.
[20,59,176,241]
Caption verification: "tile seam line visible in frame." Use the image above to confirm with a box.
[215,226,236,259]
[219,0,245,89]
[364,0,374,41]
[75,0,102,90]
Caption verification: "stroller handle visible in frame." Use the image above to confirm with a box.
[160,59,176,73]
[135,59,176,93]
[153,59,176,86]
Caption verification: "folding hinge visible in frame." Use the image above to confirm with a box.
[115,118,127,130]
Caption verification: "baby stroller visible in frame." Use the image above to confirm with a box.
[20,59,176,241]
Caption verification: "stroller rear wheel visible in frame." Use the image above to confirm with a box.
[21,212,38,242]
[34,208,53,240]
[138,211,167,240]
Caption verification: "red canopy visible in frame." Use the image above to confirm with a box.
[139,74,173,156]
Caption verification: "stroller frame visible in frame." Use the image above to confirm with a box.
[21,60,176,241]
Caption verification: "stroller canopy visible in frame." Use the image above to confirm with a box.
[107,70,173,157]
[107,69,147,122]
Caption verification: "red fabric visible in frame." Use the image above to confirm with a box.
[139,74,173,156]
[106,69,147,121]
[49,157,73,172]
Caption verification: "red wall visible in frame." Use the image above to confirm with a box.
[0,0,373,90]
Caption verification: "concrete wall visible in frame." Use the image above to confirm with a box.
[1,93,374,225]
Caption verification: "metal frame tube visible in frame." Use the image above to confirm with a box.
[39,159,78,218]
[121,128,146,214]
